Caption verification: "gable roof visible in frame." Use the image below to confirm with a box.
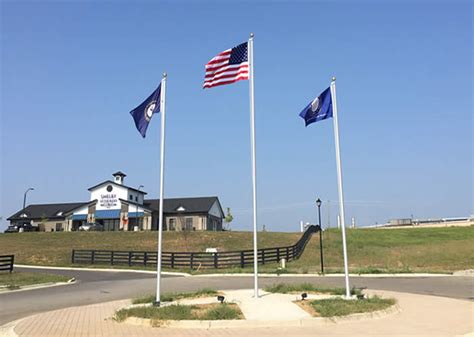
[7,197,224,221]
[7,202,88,221]
[144,197,222,215]
[87,180,147,194]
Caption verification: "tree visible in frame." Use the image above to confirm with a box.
[40,213,48,231]
[224,207,233,230]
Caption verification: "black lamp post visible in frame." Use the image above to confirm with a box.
[23,187,34,210]
[316,198,324,274]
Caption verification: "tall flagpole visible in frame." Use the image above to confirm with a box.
[155,72,167,306]
[330,76,351,299]
[248,33,259,298]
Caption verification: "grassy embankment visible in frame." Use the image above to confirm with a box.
[0,271,70,290]
[0,226,472,273]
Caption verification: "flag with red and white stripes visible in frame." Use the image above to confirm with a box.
[203,42,249,89]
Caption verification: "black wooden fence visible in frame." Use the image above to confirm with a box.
[0,255,14,273]
[71,225,319,269]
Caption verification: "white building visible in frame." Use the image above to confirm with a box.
[8,172,224,232]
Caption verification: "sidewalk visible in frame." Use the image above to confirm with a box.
[2,290,473,337]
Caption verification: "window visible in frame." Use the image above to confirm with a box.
[135,196,138,202]
[169,218,176,231]
[185,218,193,231]
[129,195,133,200]
[56,223,63,231]
[103,219,120,231]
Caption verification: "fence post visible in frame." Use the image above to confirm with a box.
[190,253,194,269]
[292,246,296,260]
[144,252,148,267]
[91,250,95,264]
[128,252,132,266]
[214,253,218,269]
[171,252,175,269]
[10,255,14,273]
[261,249,265,265]
[240,251,245,268]
[286,247,290,260]
[71,250,75,264]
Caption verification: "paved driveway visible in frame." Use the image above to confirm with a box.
[0,267,472,325]
[6,290,474,337]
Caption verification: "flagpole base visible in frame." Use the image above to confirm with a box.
[153,301,161,307]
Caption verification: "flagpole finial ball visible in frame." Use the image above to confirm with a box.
[250,32,254,38]
[332,76,336,82]
[163,73,167,78]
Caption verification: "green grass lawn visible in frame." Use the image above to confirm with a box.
[264,283,362,296]
[308,296,396,317]
[133,288,218,304]
[0,271,70,289]
[0,226,472,273]
[115,303,243,322]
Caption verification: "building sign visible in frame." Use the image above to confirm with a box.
[100,193,117,208]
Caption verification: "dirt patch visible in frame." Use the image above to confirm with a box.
[294,300,320,317]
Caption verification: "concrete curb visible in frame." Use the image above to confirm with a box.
[452,269,474,277]
[14,264,191,277]
[15,264,467,278]
[193,272,453,278]
[0,318,22,337]
[0,279,76,295]
[122,303,401,329]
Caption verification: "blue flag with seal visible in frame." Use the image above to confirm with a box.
[299,87,332,127]
[130,84,161,138]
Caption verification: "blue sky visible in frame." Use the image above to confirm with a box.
[1,1,472,232]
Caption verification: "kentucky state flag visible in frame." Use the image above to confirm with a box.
[130,84,161,138]
[299,87,333,127]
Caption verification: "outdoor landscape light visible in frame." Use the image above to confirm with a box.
[217,295,225,303]
[301,293,308,300]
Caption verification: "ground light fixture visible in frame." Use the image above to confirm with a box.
[217,295,225,303]
[301,293,308,300]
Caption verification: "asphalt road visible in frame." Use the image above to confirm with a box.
[0,267,472,326]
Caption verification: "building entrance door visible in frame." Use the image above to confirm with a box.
[97,219,120,231]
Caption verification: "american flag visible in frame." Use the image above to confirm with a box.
[203,42,249,89]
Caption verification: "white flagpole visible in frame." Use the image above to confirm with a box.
[248,33,259,298]
[155,72,167,306]
[330,76,351,299]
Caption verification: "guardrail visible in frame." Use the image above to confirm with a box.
[71,225,319,269]
[0,255,14,273]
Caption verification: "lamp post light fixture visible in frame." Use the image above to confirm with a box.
[136,185,144,230]
[316,198,324,274]
[23,188,34,210]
